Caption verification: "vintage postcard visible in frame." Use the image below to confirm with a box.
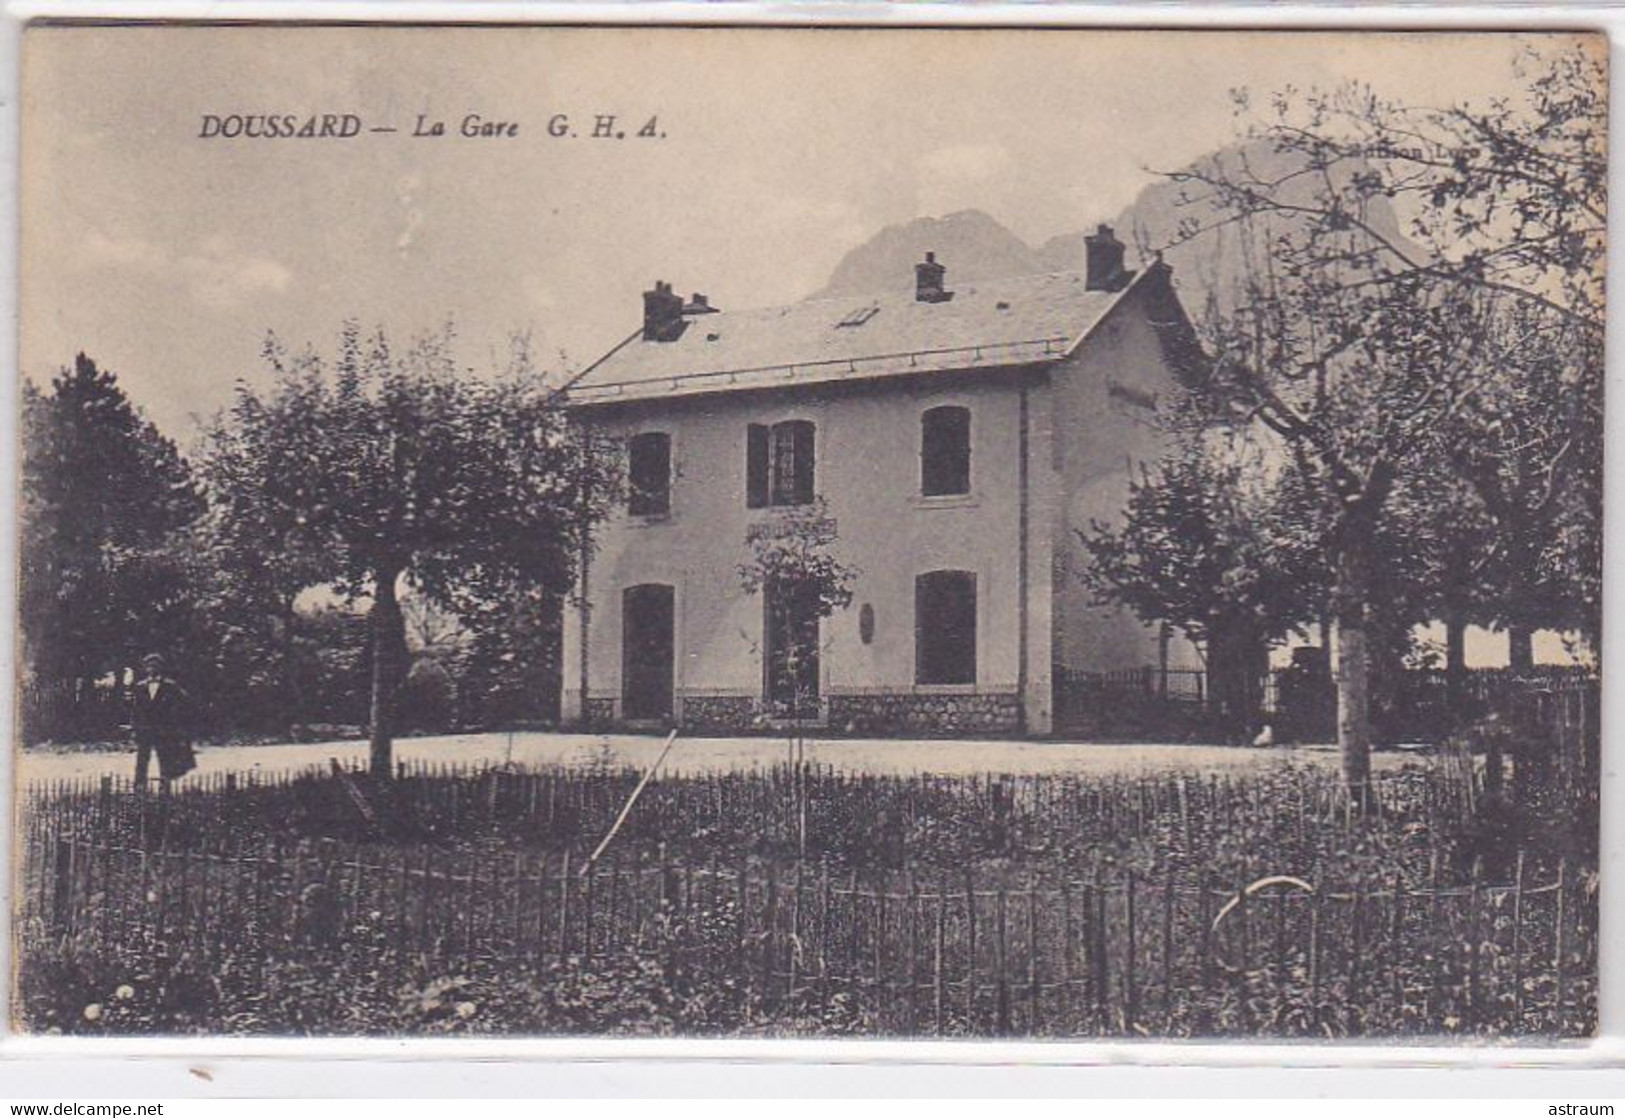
[11,23,1603,1041]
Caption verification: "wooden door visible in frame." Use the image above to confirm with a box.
[622,584,675,720]
[765,583,820,717]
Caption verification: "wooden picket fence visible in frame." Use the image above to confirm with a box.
[18,751,1519,864]
[20,796,1595,1037]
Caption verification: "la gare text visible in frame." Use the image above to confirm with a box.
[197,112,666,140]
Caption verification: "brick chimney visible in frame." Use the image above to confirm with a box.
[915,252,953,304]
[642,280,686,341]
[1085,225,1129,292]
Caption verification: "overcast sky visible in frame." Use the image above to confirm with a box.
[21,25,1569,440]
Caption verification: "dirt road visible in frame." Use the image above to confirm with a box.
[14,730,1416,789]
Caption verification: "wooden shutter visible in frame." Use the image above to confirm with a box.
[746,424,770,508]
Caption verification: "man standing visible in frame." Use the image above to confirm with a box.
[129,652,197,788]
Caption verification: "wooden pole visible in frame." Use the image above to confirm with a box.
[1273,883,1287,989]
[818,858,832,995]
[1511,850,1526,1028]
[583,855,597,959]
[763,860,780,1007]
[737,855,750,1002]
[874,869,888,1004]
[1427,851,1442,1028]
[1389,872,1405,1022]
[1163,871,1176,1027]
[463,847,479,967]
[1062,878,1076,1019]
[995,879,1011,1036]
[789,858,804,998]
[558,849,572,956]
[1553,857,1568,1031]
[1349,885,1364,1008]
[907,871,921,1034]
[1466,859,1482,1032]
[964,864,978,1030]
[606,850,623,953]
[1125,867,1138,1033]
[846,867,859,1002]
[1026,880,1041,1033]
[934,870,947,1036]
[585,729,679,868]
[1094,865,1109,1032]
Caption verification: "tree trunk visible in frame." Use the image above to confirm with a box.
[1207,614,1260,744]
[282,595,301,736]
[1445,609,1468,724]
[1507,623,1535,676]
[1158,623,1171,703]
[1246,634,1269,737]
[368,567,406,777]
[1333,516,1377,808]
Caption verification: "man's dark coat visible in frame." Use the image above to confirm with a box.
[130,676,197,781]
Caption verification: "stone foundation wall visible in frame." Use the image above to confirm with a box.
[582,697,617,728]
[577,691,1023,737]
[827,692,1022,737]
[679,695,760,734]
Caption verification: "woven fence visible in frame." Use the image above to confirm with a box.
[20,779,1595,1038]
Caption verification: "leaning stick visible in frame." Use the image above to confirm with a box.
[331,758,378,828]
[585,729,680,870]
[1208,874,1316,974]
[1212,874,1316,933]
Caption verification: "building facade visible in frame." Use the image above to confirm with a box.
[562,228,1202,736]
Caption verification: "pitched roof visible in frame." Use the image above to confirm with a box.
[564,267,1154,406]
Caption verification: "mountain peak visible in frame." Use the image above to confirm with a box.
[808,139,1413,314]
[806,210,1051,302]
[933,208,1006,226]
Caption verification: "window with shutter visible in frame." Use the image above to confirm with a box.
[915,570,977,685]
[747,419,816,508]
[921,406,971,496]
[627,431,671,516]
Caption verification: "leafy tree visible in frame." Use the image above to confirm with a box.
[1440,304,1603,668]
[455,587,565,729]
[738,499,860,626]
[1159,45,1602,799]
[737,496,858,856]
[19,355,204,739]
[1080,415,1325,740]
[211,323,616,774]
[197,339,342,731]
[737,496,860,723]
[1204,245,1492,796]
[293,603,375,729]
[736,500,859,728]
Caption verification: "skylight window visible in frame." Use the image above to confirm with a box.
[836,303,881,328]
